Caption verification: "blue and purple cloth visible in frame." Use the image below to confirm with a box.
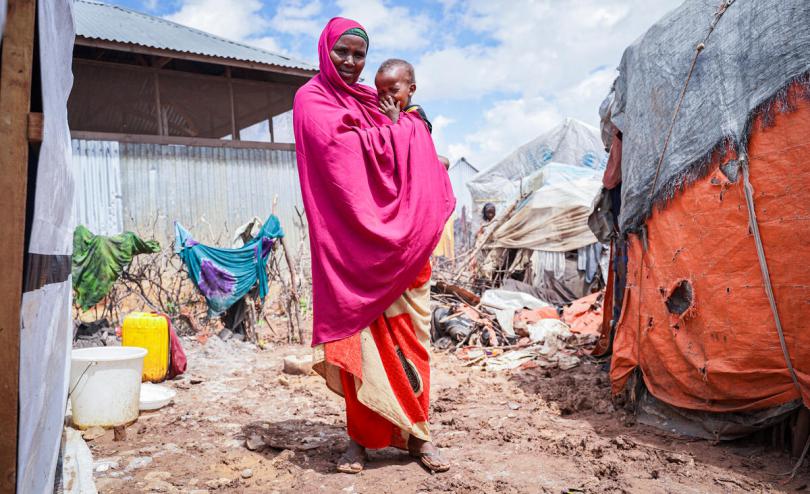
[174,216,284,314]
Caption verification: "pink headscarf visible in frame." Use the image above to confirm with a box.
[294,17,455,345]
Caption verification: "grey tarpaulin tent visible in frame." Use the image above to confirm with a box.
[610,0,810,233]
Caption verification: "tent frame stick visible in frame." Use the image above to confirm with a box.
[0,0,37,490]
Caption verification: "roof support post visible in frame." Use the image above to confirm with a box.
[153,68,164,136]
[0,0,37,490]
[226,67,239,140]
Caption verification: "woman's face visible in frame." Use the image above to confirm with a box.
[329,34,367,85]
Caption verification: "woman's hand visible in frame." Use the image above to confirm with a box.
[379,95,401,124]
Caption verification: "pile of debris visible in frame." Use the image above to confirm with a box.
[431,279,605,372]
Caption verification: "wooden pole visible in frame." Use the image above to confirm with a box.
[226,67,239,140]
[0,0,37,490]
[153,69,164,136]
[268,115,275,143]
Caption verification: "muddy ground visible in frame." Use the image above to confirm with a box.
[87,336,807,493]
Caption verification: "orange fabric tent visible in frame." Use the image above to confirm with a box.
[611,85,810,413]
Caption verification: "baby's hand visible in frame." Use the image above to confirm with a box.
[379,95,400,124]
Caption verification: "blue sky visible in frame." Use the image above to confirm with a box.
[106,0,680,169]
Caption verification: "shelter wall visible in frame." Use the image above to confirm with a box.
[611,86,810,413]
[72,139,306,252]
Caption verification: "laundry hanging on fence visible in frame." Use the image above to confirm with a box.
[72,225,161,310]
[174,215,284,314]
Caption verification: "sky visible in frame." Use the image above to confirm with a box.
[106,0,681,170]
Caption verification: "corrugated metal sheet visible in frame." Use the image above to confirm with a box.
[72,139,306,253]
[74,0,316,72]
[72,139,124,236]
[449,158,479,217]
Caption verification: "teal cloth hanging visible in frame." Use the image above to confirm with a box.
[174,216,284,314]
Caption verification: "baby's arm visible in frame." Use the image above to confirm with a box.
[378,95,401,124]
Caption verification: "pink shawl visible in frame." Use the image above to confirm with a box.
[294,17,455,345]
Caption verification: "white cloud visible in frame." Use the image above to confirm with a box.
[417,0,679,167]
[247,36,289,56]
[165,0,267,41]
[456,96,562,167]
[142,0,159,11]
[429,114,455,160]
[336,0,432,52]
[271,0,323,36]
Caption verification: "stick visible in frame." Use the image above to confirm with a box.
[453,199,520,281]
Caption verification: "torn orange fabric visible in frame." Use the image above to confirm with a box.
[563,292,603,338]
[611,85,810,412]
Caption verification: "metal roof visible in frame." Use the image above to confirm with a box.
[73,0,316,73]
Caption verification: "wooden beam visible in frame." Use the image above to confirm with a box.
[134,53,149,67]
[70,130,296,151]
[0,0,37,491]
[73,58,298,90]
[74,36,317,78]
[152,56,172,69]
[226,67,239,140]
[27,112,43,143]
[269,115,275,143]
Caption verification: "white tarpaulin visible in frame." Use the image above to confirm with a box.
[18,0,76,492]
[490,163,603,252]
[466,118,607,215]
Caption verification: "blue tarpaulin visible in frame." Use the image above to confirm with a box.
[174,216,284,314]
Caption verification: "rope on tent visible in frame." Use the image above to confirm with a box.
[634,0,736,379]
[740,155,802,396]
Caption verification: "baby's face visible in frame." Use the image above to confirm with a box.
[375,66,415,110]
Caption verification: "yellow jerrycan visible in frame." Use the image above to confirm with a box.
[122,312,169,383]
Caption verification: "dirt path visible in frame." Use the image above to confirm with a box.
[88,337,805,493]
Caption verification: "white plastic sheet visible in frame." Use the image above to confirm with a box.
[481,288,553,339]
[490,164,603,252]
[17,1,76,492]
[18,281,72,494]
[466,118,606,216]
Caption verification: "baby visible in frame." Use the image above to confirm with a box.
[375,58,450,168]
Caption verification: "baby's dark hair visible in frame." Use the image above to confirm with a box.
[377,58,415,84]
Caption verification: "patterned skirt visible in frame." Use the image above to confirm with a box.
[312,264,432,449]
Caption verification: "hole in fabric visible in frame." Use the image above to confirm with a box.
[666,280,693,315]
[720,160,740,183]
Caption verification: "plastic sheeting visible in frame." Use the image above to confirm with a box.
[466,118,606,215]
[490,163,603,252]
[611,89,810,413]
[18,1,76,492]
[608,0,810,233]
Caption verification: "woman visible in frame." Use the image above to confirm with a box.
[293,18,455,474]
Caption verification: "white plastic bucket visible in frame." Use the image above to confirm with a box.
[69,346,147,428]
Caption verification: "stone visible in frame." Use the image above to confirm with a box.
[205,478,234,489]
[94,457,120,473]
[245,434,265,451]
[145,479,177,493]
[144,471,172,482]
[241,468,254,479]
[282,355,313,375]
[82,426,106,441]
[125,456,153,472]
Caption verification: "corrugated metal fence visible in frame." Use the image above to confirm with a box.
[72,139,305,252]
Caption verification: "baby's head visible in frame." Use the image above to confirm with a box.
[375,59,416,110]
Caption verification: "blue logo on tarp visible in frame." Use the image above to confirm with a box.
[540,146,553,163]
[581,152,599,169]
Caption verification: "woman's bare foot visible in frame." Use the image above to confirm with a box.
[407,436,450,473]
[336,439,367,474]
